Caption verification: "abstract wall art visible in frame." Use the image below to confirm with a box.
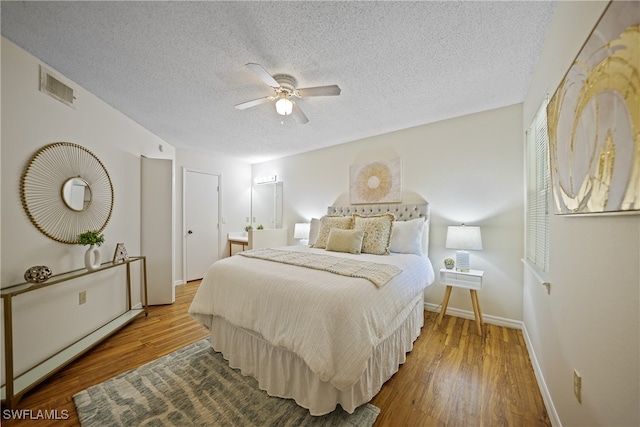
[349,158,402,204]
[547,0,639,215]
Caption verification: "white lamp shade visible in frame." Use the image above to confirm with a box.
[294,223,310,239]
[275,98,293,115]
[445,225,483,250]
[445,225,482,271]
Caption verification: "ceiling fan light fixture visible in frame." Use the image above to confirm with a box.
[275,97,293,116]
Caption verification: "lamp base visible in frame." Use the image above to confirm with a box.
[455,250,470,272]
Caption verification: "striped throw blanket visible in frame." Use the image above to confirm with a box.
[239,248,401,288]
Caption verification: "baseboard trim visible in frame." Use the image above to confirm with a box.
[174,279,184,287]
[424,302,523,330]
[521,323,562,427]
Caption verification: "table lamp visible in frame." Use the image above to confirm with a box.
[445,224,482,271]
[294,223,310,245]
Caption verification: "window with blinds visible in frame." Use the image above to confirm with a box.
[525,100,550,273]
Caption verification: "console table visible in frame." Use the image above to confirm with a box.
[1,256,148,408]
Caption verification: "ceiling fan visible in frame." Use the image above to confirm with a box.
[234,63,341,124]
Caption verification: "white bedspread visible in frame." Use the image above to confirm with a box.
[189,246,435,390]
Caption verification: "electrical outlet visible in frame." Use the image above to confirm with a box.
[573,369,582,403]
[79,291,87,305]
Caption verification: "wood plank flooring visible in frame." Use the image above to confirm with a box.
[1,280,550,426]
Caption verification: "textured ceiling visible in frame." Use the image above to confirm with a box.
[1,1,556,163]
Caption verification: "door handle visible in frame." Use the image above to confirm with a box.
[188,230,193,234]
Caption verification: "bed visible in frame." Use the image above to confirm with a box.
[189,203,435,415]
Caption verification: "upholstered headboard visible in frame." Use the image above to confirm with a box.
[327,203,430,255]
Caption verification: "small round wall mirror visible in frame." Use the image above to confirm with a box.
[21,142,114,244]
[61,177,92,211]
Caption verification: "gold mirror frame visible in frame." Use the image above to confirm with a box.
[21,142,114,244]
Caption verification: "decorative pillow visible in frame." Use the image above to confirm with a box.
[389,218,425,255]
[308,218,321,246]
[325,228,365,254]
[312,215,353,249]
[352,213,395,255]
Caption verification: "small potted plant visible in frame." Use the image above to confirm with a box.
[77,230,105,247]
[257,224,264,230]
[78,230,105,271]
[244,225,253,232]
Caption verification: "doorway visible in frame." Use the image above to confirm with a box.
[183,168,221,282]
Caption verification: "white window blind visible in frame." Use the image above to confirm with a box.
[525,100,550,272]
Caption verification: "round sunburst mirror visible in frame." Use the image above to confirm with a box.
[21,142,114,244]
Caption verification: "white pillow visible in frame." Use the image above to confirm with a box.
[308,218,321,246]
[389,218,424,255]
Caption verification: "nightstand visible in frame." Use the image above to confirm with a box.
[436,268,485,335]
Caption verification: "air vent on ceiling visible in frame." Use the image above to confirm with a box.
[39,66,75,108]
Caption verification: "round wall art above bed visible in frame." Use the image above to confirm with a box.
[20,142,114,244]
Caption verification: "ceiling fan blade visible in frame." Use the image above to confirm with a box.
[246,63,280,88]
[296,85,341,97]
[291,101,309,124]
[234,96,274,110]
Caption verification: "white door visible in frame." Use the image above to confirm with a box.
[185,170,220,281]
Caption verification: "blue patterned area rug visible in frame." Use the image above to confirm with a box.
[73,339,380,426]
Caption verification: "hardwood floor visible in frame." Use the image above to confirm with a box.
[2,280,550,426]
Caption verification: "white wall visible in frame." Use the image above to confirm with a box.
[175,149,251,283]
[253,104,525,323]
[522,2,639,426]
[0,37,175,381]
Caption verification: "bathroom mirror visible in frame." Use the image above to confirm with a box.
[21,142,114,244]
[251,181,283,229]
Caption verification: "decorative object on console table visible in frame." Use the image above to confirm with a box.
[437,268,485,335]
[113,243,129,263]
[78,230,105,271]
[23,265,52,283]
[294,222,310,245]
[445,224,482,272]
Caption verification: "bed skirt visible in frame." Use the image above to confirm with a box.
[207,294,425,416]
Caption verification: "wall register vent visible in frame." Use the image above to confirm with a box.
[39,66,75,108]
